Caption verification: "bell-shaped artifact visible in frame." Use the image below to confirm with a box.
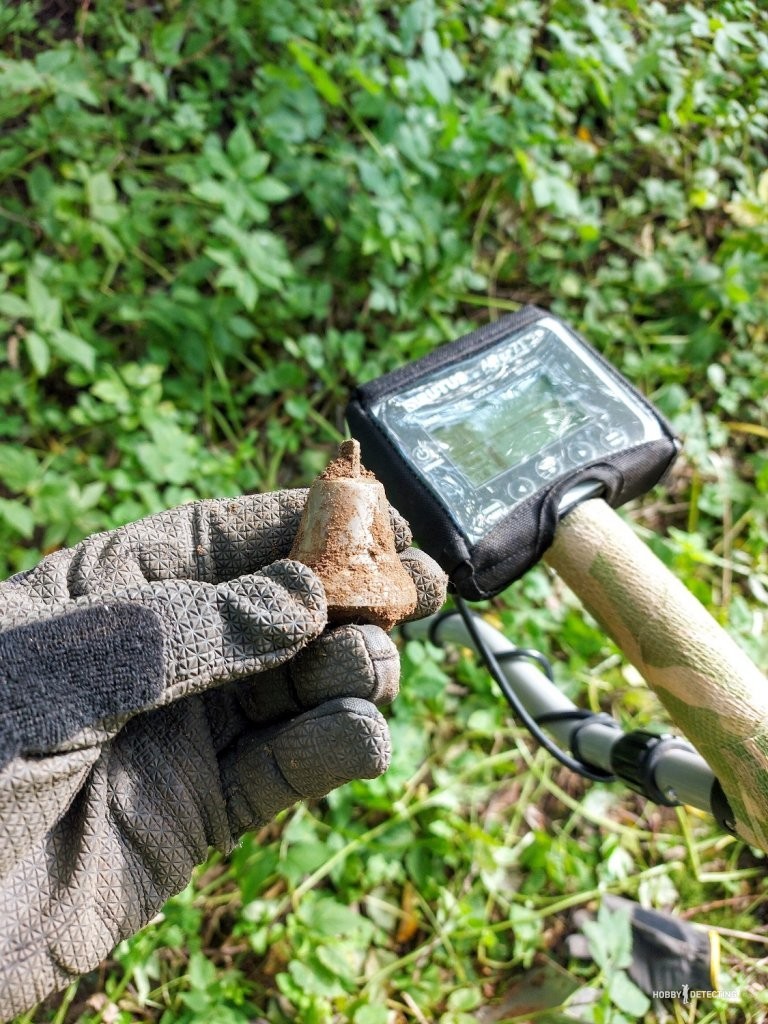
[290,439,418,630]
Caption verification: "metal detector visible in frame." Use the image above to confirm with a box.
[348,306,768,852]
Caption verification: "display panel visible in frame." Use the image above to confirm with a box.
[369,316,665,544]
[430,376,589,488]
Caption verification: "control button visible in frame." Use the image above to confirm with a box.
[413,441,436,462]
[507,477,535,500]
[412,441,444,476]
[478,501,508,529]
[535,454,560,479]
[567,441,597,464]
[603,428,626,449]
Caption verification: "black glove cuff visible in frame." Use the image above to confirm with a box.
[0,602,166,767]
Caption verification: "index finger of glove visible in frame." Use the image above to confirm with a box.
[66,491,309,595]
[65,491,424,596]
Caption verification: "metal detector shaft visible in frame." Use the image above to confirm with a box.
[402,610,723,822]
[545,498,768,850]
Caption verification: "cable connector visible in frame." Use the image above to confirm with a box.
[610,730,695,806]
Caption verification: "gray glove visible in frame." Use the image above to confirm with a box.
[0,489,447,1019]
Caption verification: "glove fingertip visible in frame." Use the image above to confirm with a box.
[399,548,448,620]
[273,697,391,795]
[222,699,390,837]
[215,561,327,681]
[246,558,328,641]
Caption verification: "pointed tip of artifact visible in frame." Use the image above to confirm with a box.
[338,439,361,476]
[322,438,362,479]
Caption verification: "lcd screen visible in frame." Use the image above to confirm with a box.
[430,376,589,487]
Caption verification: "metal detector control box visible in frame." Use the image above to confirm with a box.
[347,306,679,599]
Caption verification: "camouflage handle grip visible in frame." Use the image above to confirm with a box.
[544,498,768,852]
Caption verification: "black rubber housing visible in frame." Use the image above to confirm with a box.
[347,306,680,599]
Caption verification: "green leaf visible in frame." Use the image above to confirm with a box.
[288,41,343,105]
[410,57,451,104]
[239,152,271,179]
[0,498,35,538]
[287,958,345,998]
[190,179,230,206]
[356,1007,391,1024]
[531,173,581,216]
[26,273,61,332]
[354,1005,389,1024]
[50,330,97,372]
[36,49,99,105]
[226,123,258,166]
[152,21,186,66]
[0,58,45,94]
[27,164,53,207]
[248,359,307,396]
[131,58,167,103]
[91,374,131,411]
[78,481,105,510]
[582,904,634,973]
[249,176,291,202]
[315,942,360,982]
[113,18,140,63]
[86,171,121,224]
[608,970,651,1016]
[135,421,198,486]
[447,988,482,1012]
[0,445,38,492]
[348,65,383,96]
[297,898,369,937]
[187,951,216,990]
[209,221,293,290]
[0,293,31,318]
[24,331,50,375]
[213,263,259,311]
[633,258,669,294]
[285,394,310,418]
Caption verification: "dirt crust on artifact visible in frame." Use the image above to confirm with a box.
[290,440,417,630]
[319,439,376,481]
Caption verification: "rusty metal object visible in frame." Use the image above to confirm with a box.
[290,440,417,630]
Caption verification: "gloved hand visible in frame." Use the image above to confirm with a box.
[0,489,447,1019]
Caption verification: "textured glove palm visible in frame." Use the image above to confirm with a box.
[0,490,446,1018]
